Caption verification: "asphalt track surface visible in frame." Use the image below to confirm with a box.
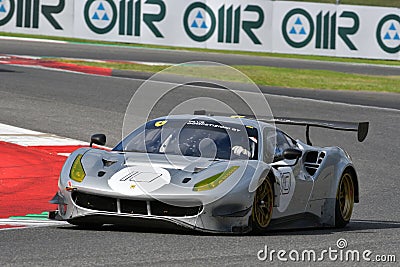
[0,63,399,266]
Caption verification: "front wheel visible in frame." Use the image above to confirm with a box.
[335,172,355,228]
[250,178,274,233]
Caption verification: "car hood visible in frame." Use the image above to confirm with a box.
[65,148,230,196]
[82,148,223,172]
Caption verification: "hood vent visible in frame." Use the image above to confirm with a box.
[193,167,207,173]
[102,159,117,167]
[182,178,191,184]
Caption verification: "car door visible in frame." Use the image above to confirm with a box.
[263,129,313,217]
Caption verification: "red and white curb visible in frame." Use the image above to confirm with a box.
[0,53,171,77]
[0,122,86,149]
[0,54,113,76]
[0,123,91,230]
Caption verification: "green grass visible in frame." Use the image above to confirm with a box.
[291,0,399,7]
[49,58,400,93]
[2,31,399,67]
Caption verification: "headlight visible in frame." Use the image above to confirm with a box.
[193,166,239,192]
[69,154,86,182]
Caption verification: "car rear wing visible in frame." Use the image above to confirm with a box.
[193,110,369,145]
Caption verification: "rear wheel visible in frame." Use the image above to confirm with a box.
[251,178,274,233]
[335,172,354,228]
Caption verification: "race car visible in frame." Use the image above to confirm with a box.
[49,110,368,233]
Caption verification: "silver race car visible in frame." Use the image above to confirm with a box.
[49,111,368,233]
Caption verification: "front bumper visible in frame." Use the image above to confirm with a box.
[50,188,253,233]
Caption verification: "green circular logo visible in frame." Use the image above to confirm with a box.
[376,14,400,54]
[84,0,117,34]
[0,0,15,26]
[282,8,314,48]
[183,2,216,42]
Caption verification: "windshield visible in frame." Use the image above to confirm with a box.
[114,119,258,160]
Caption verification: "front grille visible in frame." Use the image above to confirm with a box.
[120,199,147,215]
[150,201,201,217]
[72,191,202,217]
[72,192,117,212]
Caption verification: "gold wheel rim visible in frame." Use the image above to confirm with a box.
[338,173,354,221]
[252,180,273,228]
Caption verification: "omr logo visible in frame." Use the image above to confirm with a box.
[376,14,400,54]
[290,17,308,35]
[283,10,313,48]
[0,1,5,12]
[384,23,400,40]
[184,2,264,44]
[85,0,117,34]
[191,10,208,30]
[282,8,359,51]
[0,0,64,29]
[184,3,215,42]
[0,0,10,14]
[84,0,165,37]
[0,0,14,26]
[92,2,110,21]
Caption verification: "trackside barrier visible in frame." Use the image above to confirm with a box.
[0,0,399,60]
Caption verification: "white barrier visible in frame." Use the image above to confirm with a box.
[0,0,399,60]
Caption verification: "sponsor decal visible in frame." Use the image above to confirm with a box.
[275,168,295,212]
[186,120,241,132]
[280,172,291,195]
[154,120,167,127]
[108,166,170,195]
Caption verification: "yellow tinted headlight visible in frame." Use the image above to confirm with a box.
[193,166,239,192]
[69,154,86,182]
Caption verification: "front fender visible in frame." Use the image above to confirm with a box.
[58,147,93,188]
[311,147,355,201]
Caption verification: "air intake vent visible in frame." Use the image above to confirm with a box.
[150,201,202,217]
[72,192,117,212]
[304,151,325,176]
[120,199,148,215]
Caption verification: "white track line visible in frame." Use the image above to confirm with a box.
[0,36,67,44]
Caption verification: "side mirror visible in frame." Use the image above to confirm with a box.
[90,134,106,147]
[283,148,302,160]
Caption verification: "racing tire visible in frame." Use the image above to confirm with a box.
[250,178,274,233]
[335,172,355,228]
